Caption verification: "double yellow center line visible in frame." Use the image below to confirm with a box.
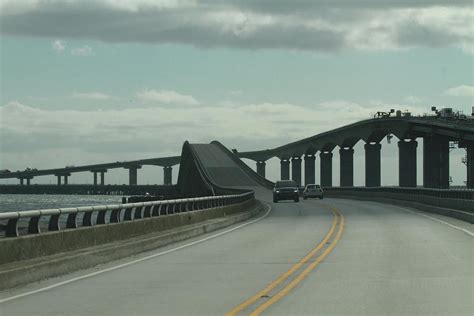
[226,206,344,315]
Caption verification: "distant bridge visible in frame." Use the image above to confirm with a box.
[1,114,473,189]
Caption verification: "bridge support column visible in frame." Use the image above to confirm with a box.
[256,161,266,178]
[339,147,354,187]
[56,175,61,186]
[468,145,473,189]
[64,174,69,185]
[26,177,32,185]
[93,171,98,186]
[280,159,290,180]
[100,170,106,185]
[304,155,316,185]
[365,143,381,187]
[291,157,302,186]
[126,166,142,185]
[20,178,24,186]
[164,166,172,185]
[398,139,417,187]
[320,152,333,187]
[423,135,449,188]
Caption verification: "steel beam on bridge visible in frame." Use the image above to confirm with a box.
[164,166,172,185]
[280,159,290,180]
[256,161,266,178]
[304,155,315,185]
[423,135,449,189]
[398,139,417,187]
[365,143,381,187]
[339,147,354,187]
[320,152,333,187]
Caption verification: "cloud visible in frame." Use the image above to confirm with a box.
[444,85,474,97]
[71,92,113,100]
[51,39,65,53]
[1,1,472,53]
[71,45,94,56]
[404,96,423,104]
[136,89,199,106]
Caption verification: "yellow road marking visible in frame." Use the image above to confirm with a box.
[225,207,339,316]
[249,209,344,315]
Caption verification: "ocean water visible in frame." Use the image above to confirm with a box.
[0,194,122,213]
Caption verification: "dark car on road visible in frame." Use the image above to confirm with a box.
[273,180,299,203]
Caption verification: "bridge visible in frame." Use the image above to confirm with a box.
[1,114,473,190]
[0,115,472,315]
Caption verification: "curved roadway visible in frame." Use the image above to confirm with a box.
[0,144,472,315]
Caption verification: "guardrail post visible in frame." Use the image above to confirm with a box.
[6,218,19,237]
[110,209,120,223]
[82,211,93,226]
[97,210,107,224]
[124,208,133,221]
[28,216,41,233]
[143,205,152,218]
[160,204,167,216]
[134,206,143,219]
[66,213,78,228]
[48,214,60,231]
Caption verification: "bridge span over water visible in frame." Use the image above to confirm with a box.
[1,115,473,190]
[0,139,472,315]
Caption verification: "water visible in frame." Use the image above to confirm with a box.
[0,194,122,213]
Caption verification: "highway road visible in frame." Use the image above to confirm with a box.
[1,194,472,315]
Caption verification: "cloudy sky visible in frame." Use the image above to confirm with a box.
[0,0,472,186]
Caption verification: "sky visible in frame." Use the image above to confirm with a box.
[0,0,473,186]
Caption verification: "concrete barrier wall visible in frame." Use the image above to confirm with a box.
[325,191,473,223]
[0,200,265,290]
[0,199,257,265]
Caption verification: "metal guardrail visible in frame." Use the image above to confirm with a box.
[0,192,255,238]
[324,187,474,200]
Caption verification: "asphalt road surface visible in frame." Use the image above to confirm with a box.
[1,194,472,315]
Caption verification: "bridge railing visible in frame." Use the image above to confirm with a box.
[324,187,474,200]
[0,192,255,238]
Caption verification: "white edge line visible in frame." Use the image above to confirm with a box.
[0,203,272,304]
[392,205,473,237]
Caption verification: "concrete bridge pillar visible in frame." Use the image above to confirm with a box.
[398,139,417,187]
[365,143,381,187]
[468,145,473,189]
[64,175,68,185]
[164,166,172,185]
[291,157,302,186]
[92,170,107,185]
[256,161,266,178]
[280,159,290,180]
[100,170,106,185]
[126,166,142,185]
[19,178,24,186]
[304,155,316,185]
[56,175,61,186]
[320,151,333,187]
[423,135,449,188]
[339,147,354,187]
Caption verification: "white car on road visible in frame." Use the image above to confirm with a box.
[303,184,323,200]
